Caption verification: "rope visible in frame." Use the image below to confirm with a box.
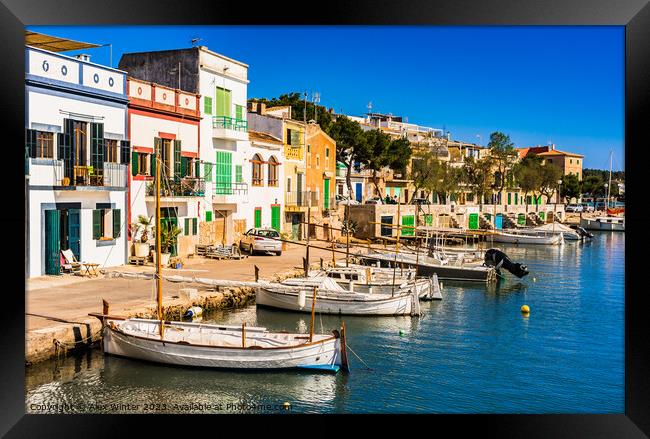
[53,326,104,351]
[345,342,372,370]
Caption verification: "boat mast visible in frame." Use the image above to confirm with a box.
[155,141,164,338]
[606,150,612,211]
[391,201,401,296]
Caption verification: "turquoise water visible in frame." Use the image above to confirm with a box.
[25,232,624,414]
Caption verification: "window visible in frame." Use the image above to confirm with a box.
[325,148,330,157]
[204,96,212,115]
[252,153,263,186]
[268,156,279,186]
[216,87,232,117]
[26,130,54,159]
[93,208,120,240]
[184,218,198,236]
[235,164,243,183]
[287,129,302,146]
[131,152,151,176]
[104,139,118,163]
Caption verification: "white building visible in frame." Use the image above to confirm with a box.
[126,77,202,258]
[26,46,129,277]
[120,46,275,244]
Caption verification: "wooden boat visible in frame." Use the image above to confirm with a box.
[311,266,440,299]
[530,223,582,241]
[91,144,349,373]
[488,230,563,245]
[580,216,625,232]
[257,276,421,316]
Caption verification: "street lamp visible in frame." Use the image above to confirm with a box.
[603,183,609,211]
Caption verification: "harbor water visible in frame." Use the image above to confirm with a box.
[25,232,624,414]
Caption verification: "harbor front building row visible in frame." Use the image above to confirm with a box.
[25,40,338,277]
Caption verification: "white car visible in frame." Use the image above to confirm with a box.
[565,204,584,213]
[239,228,283,256]
[580,203,595,213]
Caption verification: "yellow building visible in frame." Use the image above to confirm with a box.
[306,123,338,238]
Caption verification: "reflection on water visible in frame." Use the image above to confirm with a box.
[26,232,624,413]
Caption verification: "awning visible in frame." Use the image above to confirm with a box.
[26,30,101,52]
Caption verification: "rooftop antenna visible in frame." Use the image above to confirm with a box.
[312,91,320,123]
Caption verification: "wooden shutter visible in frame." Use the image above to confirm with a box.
[192,218,197,235]
[131,152,139,176]
[120,140,131,164]
[173,140,181,180]
[113,209,121,238]
[184,218,190,236]
[92,209,102,239]
[90,122,104,172]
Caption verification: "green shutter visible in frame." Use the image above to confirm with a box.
[235,105,243,120]
[425,214,433,226]
[515,193,519,205]
[204,163,213,182]
[401,215,415,236]
[204,97,212,115]
[150,153,156,179]
[131,151,139,176]
[507,193,512,205]
[469,213,479,230]
[216,87,232,117]
[271,205,280,232]
[215,151,232,194]
[180,157,188,178]
[192,218,197,235]
[90,122,104,173]
[323,178,330,209]
[113,209,121,238]
[206,211,212,222]
[254,208,262,228]
[92,210,102,239]
[173,140,182,180]
[184,218,190,236]
[235,165,243,183]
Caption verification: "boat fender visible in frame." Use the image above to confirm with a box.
[298,290,306,309]
[183,306,203,319]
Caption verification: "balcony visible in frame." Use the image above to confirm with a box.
[285,191,319,210]
[284,145,303,161]
[212,116,248,141]
[212,181,248,205]
[27,158,127,189]
[146,177,205,198]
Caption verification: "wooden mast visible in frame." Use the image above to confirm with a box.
[309,286,317,342]
[155,140,164,338]
[606,150,612,211]
[391,201,401,296]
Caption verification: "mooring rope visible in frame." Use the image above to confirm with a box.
[53,327,104,353]
[345,343,372,370]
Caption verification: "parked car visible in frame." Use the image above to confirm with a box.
[365,197,383,205]
[580,203,595,213]
[565,204,584,213]
[239,228,282,256]
[411,197,430,205]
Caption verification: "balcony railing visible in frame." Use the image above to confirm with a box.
[147,177,206,197]
[212,116,248,132]
[284,146,303,161]
[213,181,248,196]
[27,158,127,188]
[285,191,319,207]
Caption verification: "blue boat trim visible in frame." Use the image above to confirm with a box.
[297,364,340,373]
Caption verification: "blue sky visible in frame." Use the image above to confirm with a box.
[29,26,624,170]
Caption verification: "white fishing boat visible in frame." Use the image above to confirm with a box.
[489,230,563,245]
[580,216,625,232]
[311,266,439,299]
[257,276,421,316]
[531,223,582,241]
[91,144,349,373]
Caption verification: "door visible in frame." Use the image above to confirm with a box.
[291,214,301,240]
[517,213,526,225]
[45,210,61,275]
[323,178,330,209]
[469,213,479,230]
[254,208,262,228]
[495,213,503,230]
[401,215,414,236]
[355,183,363,202]
[68,209,81,260]
[271,205,281,232]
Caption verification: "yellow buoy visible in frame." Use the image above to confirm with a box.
[521,305,530,314]
[283,402,291,410]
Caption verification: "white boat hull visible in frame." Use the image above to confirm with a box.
[103,318,346,372]
[490,232,562,245]
[256,287,419,316]
[580,218,625,231]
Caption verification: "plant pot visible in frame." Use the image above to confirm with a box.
[282,242,287,251]
[134,242,150,258]
[153,252,171,267]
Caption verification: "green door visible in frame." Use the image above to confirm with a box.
[323,178,330,209]
[401,215,414,236]
[45,210,61,275]
[469,213,479,230]
[68,209,81,261]
[517,213,526,225]
[271,205,281,232]
[254,208,262,228]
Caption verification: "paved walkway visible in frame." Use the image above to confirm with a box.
[26,243,349,332]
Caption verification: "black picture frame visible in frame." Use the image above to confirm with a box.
[1,0,647,436]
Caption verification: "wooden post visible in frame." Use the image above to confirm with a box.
[331,240,336,266]
[254,265,259,283]
[154,140,164,339]
[309,286,317,342]
[102,299,109,316]
[242,322,246,348]
[303,257,308,275]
